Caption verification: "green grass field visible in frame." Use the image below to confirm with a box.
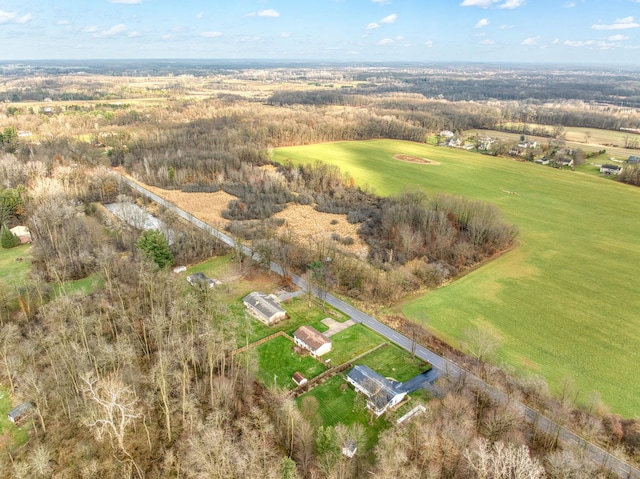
[0,387,30,450]
[358,344,430,383]
[0,244,32,286]
[297,375,389,450]
[242,296,348,344]
[246,335,327,390]
[274,139,640,417]
[326,324,386,365]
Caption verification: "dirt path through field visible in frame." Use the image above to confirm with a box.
[393,154,440,165]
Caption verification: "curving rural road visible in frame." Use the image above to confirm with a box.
[119,173,640,479]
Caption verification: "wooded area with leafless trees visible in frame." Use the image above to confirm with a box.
[1,65,640,477]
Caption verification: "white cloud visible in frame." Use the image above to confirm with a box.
[395,35,404,40]
[564,39,616,49]
[162,34,175,40]
[281,31,291,38]
[195,12,204,19]
[460,0,494,7]
[592,16,639,30]
[460,0,525,8]
[57,20,70,25]
[499,24,513,29]
[552,38,559,44]
[82,25,98,33]
[372,0,391,4]
[15,13,32,24]
[201,31,223,38]
[0,10,32,24]
[366,22,379,30]
[498,0,525,9]
[564,2,576,7]
[479,39,494,44]
[128,31,141,37]
[424,40,433,47]
[378,37,394,45]
[608,34,628,41]
[108,0,142,4]
[380,13,397,24]
[94,24,127,37]
[475,18,489,28]
[246,9,280,18]
[521,36,540,45]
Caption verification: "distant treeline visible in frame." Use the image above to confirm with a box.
[267,90,639,132]
[354,67,640,107]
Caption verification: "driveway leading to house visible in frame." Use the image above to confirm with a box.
[116,172,640,479]
[321,317,356,337]
[395,369,440,395]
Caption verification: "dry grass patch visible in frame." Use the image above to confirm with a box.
[273,204,368,258]
[143,185,236,229]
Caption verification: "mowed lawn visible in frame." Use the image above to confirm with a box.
[245,335,327,390]
[0,244,32,287]
[0,386,30,450]
[297,375,389,450]
[274,139,640,417]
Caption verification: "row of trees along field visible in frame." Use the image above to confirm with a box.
[2,82,640,474]
[2,153,640,478]
[114,113,518,302]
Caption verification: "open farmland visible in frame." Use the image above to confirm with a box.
[464,127,637,160]
[273,139,640,417]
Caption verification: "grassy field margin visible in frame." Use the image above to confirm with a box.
[274,139,640,417]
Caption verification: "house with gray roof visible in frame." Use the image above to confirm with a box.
[243,292,287,326]
[346,365,407,417]
[347,365,439,417]
[600,164,622,175]
[7,402,33,423]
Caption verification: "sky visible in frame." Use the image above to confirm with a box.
[1,0,640,65]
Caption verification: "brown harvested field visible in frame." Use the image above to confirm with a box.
[272,204,369,259]
[135,178,369,258]
[142,185,237,229]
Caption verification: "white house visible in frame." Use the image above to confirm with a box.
[439,130,455,138]
[346,365,406,417]
[600,164,622,175]
[9,225,31,244]
[293,326,332,357]
[243,292,287,326]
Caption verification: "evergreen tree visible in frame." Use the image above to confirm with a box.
[0,224,20,249]
[136,229,173,269]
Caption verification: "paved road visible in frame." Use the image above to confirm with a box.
[117,173,640,479]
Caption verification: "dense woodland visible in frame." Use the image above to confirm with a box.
[1,65,640,477]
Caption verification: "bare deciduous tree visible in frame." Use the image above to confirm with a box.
[82,373,143,478]
[464,437,545,479]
